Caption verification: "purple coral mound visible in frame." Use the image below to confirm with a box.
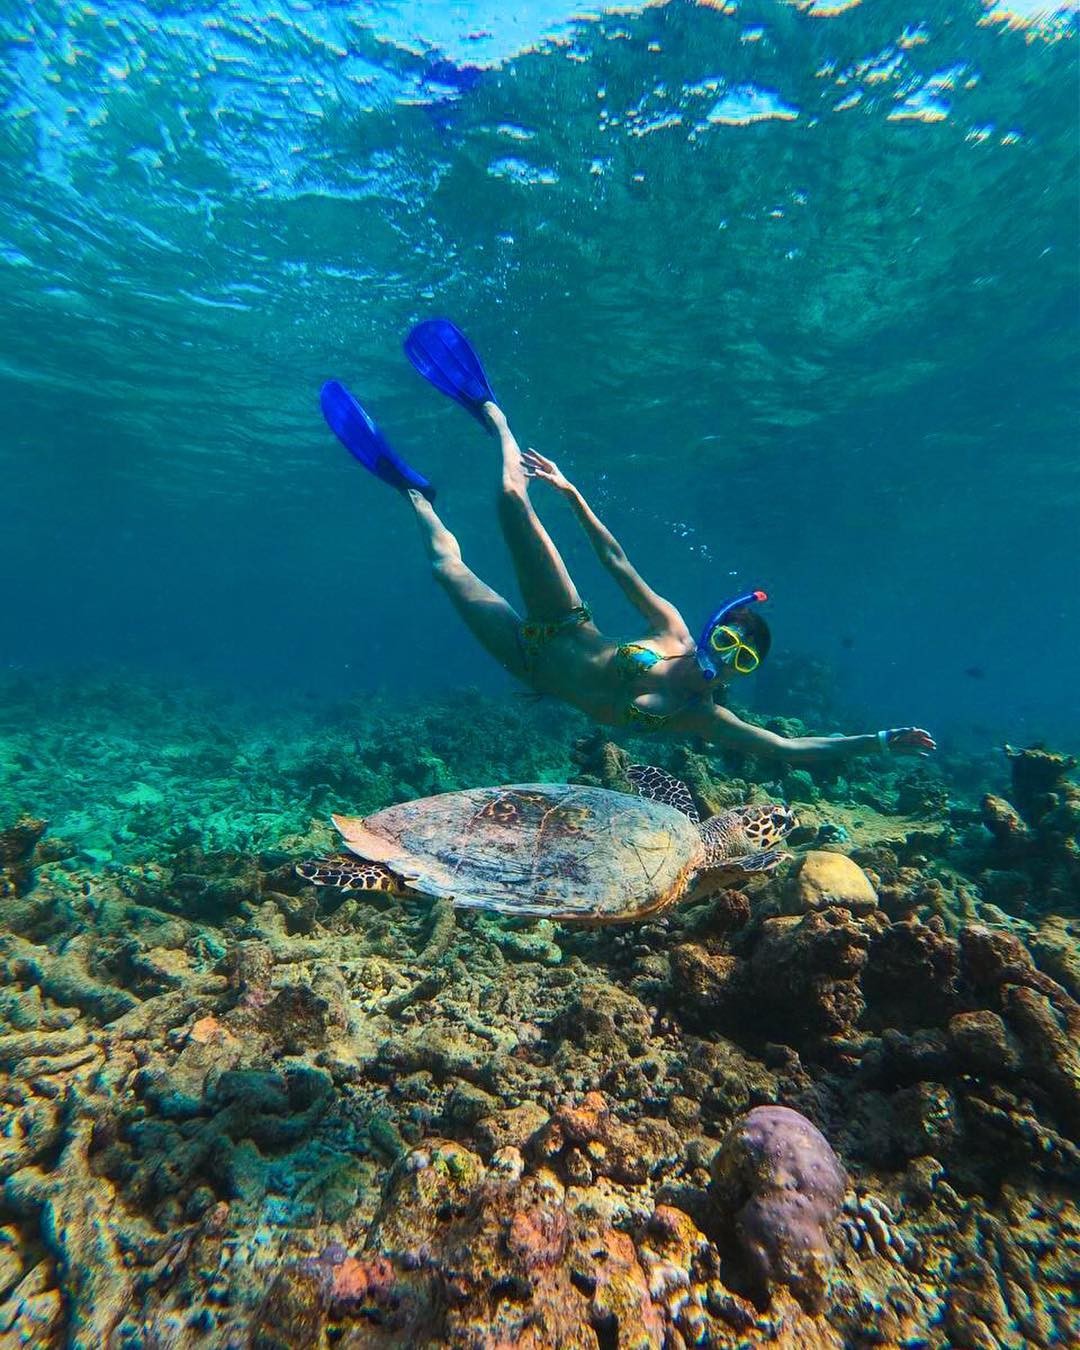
[709,1104,847,1312]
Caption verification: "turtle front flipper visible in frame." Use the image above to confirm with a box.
[295,856,408,893]
[627,764,700,823]
[704,847,789,888]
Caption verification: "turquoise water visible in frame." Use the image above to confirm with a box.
[1,0,1077,742]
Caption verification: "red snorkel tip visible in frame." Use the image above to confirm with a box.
[753,589,768,603]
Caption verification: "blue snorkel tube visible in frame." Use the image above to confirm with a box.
[696,589,768,680]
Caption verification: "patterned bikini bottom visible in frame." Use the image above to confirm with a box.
[518,602,592,672]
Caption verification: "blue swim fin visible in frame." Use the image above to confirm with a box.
[404,319,495,427]
[320,381,435,501]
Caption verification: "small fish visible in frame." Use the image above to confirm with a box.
[840,635,855,650]
[963,666,986,680]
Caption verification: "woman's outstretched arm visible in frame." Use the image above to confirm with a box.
[684,702,936,762]
[522,449,689,636]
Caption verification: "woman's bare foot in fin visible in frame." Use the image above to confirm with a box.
[482,401,509,434]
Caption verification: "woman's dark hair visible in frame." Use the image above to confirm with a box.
[728,605,771,664]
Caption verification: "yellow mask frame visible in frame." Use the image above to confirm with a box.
[709,624,761,675]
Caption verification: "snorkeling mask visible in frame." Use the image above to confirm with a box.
[696,589,767,680]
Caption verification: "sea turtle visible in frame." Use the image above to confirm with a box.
[295,764,797,924]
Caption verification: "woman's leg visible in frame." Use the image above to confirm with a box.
[485,404,582,621]
[407,490,528,681]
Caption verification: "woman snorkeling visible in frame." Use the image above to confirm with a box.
[321,320,935,764]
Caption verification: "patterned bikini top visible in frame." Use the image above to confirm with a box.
[612,642,669,682]
[613,643,705,732]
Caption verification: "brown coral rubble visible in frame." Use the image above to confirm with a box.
[0,704,1077,1348]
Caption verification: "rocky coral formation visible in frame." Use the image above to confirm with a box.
[975,746,1080,916]
[783,850,878,916]
[252,1139,848,1350]
[708,1105,847,1311]
[0,817,45,899]
[0,678,1077,1347]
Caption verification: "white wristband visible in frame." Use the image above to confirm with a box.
[877,730,890,756]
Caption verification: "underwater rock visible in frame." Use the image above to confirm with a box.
[1029,915,1080,1000]
[889,1082,961,1160]
[353,1140,666,1347]
[5,1115,135,1349]
[444,1081,501,1129]
[865,1026,954,1090]
[980,794,1033,852]
[977,747,1080,915]
[669,897,927,1054]
[569,732,631,792]
[957,923,1080,1130]
[474,1102,551,1158]
[259,980,349,1055]
[635,1204,719,1342]
[947,1010,1021,1076]
[253,1245,418,1348]
[708,1105,847,1312]
[895,768,950,820]
[251,1263,328,1350]
[668,942,740,1022]
[481,915,563,965]
[269,888,319,935]
[530,1090,679,1188]
[0,817,45,898]
[0,1258,63,1346]
[940,1192,1078,1350]
[676,1037,781,1126]
[863,916,962,1029]
[747,909,877,1048]
[959,923,1076,1006]
[318,1251,399,1322]
[1001,984,1080,1132]
[228,938,275,998]
[545,980,653,1060]
[1,932,137,1023]
[961,1084,1080,1182]
[784,850,878,916]
[1004,745,1078,823]
[696,887,753,935]
[781,768,821,805]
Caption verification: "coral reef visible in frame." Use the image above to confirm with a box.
[974,745,1080,916]
[783,850,878,917]
[708,1105,847,1311]
[0,676,1077,1346]
[0,818,45,899]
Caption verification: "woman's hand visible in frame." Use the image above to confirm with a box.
[522,448,574,494]
[882,727,937,756]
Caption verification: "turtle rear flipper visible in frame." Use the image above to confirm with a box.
[296,856,405,893]
[627,764,700,823]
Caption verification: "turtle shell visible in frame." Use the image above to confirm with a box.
[331,783,705,922]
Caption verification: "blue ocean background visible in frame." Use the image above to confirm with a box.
[1,0,1077,748]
